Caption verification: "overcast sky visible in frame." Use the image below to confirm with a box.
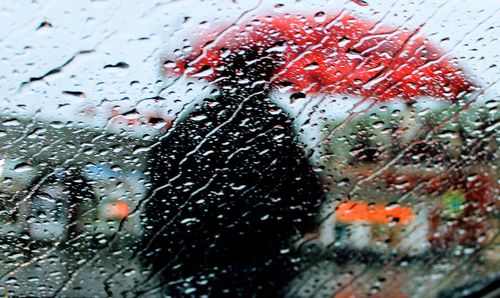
[0,0,497,132]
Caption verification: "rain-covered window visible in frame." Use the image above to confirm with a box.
[0,0,498,297]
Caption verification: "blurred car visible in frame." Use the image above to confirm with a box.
[0,101,170,244]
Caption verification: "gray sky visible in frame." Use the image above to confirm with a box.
[0,0,498,134]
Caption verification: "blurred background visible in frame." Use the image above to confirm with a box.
[0,0,498,297]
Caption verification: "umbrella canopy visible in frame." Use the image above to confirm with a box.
[166,12,474,102]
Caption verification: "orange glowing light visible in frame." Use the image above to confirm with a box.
[336,202,414,225]
[105,201,130,220]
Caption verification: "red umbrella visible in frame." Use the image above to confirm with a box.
[145,11,485,296]
[166,12,474,102]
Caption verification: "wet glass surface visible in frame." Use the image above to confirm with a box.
[0,0,498,297]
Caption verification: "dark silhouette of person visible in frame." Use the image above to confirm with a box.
[141,50,324,296]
